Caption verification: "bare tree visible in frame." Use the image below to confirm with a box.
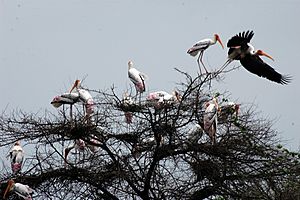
[0,69,299,200]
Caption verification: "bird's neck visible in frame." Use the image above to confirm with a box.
[212,36,217,44]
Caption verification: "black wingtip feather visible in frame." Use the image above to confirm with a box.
[280,75,292,85]
[227,30,255,47]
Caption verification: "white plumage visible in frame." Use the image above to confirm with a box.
[51,92,80,108]
[146,90,181,109]
[203,98,219,145]
[9,141,24,174]
[3,180,34,200]
[128,61,147,93]
[187,34,224,74]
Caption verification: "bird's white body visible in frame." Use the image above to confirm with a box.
[147,91,180,109]
[147,91,177,103]
[51,92,80,108]
[121,93,135,124]
[9,142,24,173]
[4,180,34,200]
[187,124,203,143]
[187,38,215,57]
[13,183,34,200]
[76,88,93,103]
[69,80,94,116]
[187,34,224,74]
[122,93,134,106]
[128,61,146,93]
[203,98,219,144]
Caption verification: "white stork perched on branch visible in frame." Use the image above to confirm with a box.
[146,90,181,109]
[3,179,34,200]
[203,97,219,145]
[187,34,224,74]
[128,61,147,102]
[8,141,24,174]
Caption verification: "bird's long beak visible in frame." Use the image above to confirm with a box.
[3,180,14,199]
[256,50,274,61]
[69,80,80,93]
[235,104,241,117]
[217,37,224,49]
[64,148,71,167]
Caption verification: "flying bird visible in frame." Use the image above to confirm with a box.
[203,97,219,145]
[128,61,147,97]
[3,179,34,200]
[8,141,24,174]
[221,30,291,84]
[187,34,224,74]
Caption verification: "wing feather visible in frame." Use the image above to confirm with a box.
[240,55,291,84]
[227,30,254,47]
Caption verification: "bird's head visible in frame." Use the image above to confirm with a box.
[173,90,182,101]
[128,60,134,69]
[3,179,15,199]
[214,34,224,49]
[14,141,20,146]
[51,96,63,108]
[70,79,81,93]
[234,104,241,117]
[255,50,274,61]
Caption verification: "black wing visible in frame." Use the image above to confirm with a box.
[227,30,254,48]
[240,54,291,84]
[139,74,146,92]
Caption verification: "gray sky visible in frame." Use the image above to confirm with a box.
[0,0,299,149]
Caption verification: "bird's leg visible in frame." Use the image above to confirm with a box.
[218,59,232,72]
[70,105,73,124]
[83,104,86,120]
[134,87,139,101]
[139,92,142,106]
[64,143,75,167]
[208,76,213,90]
[197,53,203,75]
[199,52,209,75]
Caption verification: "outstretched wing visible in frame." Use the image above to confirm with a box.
[227,30,254,47]
[240,54,291,84]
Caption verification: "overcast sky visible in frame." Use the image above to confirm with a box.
[0,0,299,150]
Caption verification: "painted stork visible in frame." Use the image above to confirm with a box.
[8,141,24,174]
[128,61,147,101]
[187,34,224,74]
[221,30,291,84]
[51,92,80,120]
[121,93,135,124]
[69,79,95,119]
[203,97,219,145]
[3,179,33,200]
[51,93,80,108]
[146,90,181,109]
